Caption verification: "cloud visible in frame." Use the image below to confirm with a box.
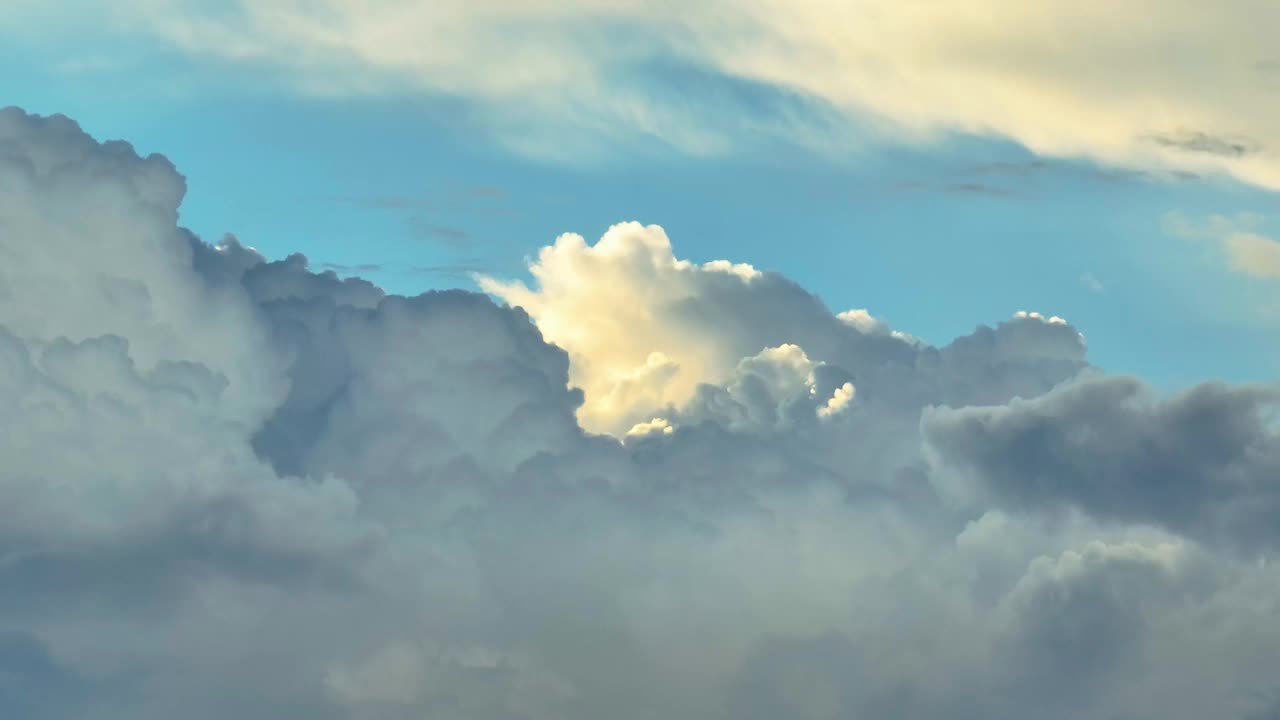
[944,182,1015,198]
[625,416,673,438]
[674,344,856,433]
[1081,271,1105,293]
[989,540,1202,715]
[321,194,417,210]
[0,630,93,719]
[5,107,1280,719]
[1224,232,1280,279]
[411,262,494,279]
[1165,211,1280,279]
[0,107,287,426]
[15,1,1280,185]
[924,375,1280,550]
[817,381,855,418]
[476,222,782,435]
[891,179,1017,199]
[319,262,384,273]
[318,192,492,251]
[406,218,472,247]
[478,223,1090,435]
[1151,130,1262,159]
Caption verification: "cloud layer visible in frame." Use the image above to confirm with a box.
[3,107,1280,719]
[19,0,1280,184]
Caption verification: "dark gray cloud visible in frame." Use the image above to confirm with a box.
[892,178,1016,198]
[945,182,1015,197]
[1151,130,1262,158]
[317,185,511,252]
[465,185,506,199]
[4,105,1280,720]
[411,262,493,278]
[320,262,385,274]
[320,194,417,210]
[888,157,1162,197]
[0,631,94,719]
[924,375,1280,550]
[320,185,507,210]
[967,159,1050,177]
[955,157,1189,185]
[406,217,473,247]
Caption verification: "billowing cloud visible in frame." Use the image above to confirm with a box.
[477,222,795,435]
[0,108,287,426]
[477,222,1088,435]
[13,1,1280,185]
[5,107,1280,719]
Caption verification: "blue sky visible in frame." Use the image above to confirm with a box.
[4,5,1278,388]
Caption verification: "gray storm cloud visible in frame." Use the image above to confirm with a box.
[923,376,1280,551]
[3,106,1280,719]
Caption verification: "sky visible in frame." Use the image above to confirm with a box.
[2,2,1280,719]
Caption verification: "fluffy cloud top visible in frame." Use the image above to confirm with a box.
[477,223,821,435]
[18,0,1280,184]
[478,223,1089,436]
[4,107,1280,719]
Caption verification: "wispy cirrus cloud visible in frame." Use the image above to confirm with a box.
[10,0,1279,186]
[319,261,384,273]
[406,218,472,247]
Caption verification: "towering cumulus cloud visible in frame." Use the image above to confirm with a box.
[3,107,1280,719]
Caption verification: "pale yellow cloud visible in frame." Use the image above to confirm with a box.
[817,381,855,419]
[625,416,674,438]
[836,308,887,335]
[479,224,867,437]
[1165,211,1280,279]
[37,0,1279,185]
[1223,232,1280,279]
[693,0,1280,187]
[477,222,765,435]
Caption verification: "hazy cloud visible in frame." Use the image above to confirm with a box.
[15,1,1280,186]
[1081,272,1105,292]
[1165,211,1280,279]
[320,262,385,273]
[406,217,472,247]
[944,182,1015,197]
[320,194,417,210]
[1224,232,1280,279]
[411,262,494,278]
[894,179,1017,198]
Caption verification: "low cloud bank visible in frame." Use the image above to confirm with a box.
[2,107,1279,720]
